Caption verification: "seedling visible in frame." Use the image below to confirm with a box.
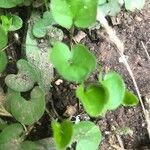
[52,120,102,150]
[50,42,96,83]
[76,72,139,117]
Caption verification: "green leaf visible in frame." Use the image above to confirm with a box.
[50,42,96,83]
[0,123,23,144]
[8,14,23,31]
[124,0,145,11]
[33,11,56,38]
[122,90,139,106]
[76,84,108,117]
[0,15,11,32]
[101,72,126,110]
[0,51,7,73]
[5,59,39,92]
[52,120,73,149]
[7,86,45,125]
[98,0,121,17]
[0,0,24,8]
[73,121,102,150]
[51,0,98,28]
[0,26,8,50]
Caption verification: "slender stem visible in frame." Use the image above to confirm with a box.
[70,26,75,49]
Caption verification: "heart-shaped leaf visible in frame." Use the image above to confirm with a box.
[52,120,73,149]
[124,0,145,11]
[7,86,45,125]
[51,0,98,28]
[0,26,8,50]
[122,90,139,106]
[101,72,126,110]
[0,123,23,144]
[76,84,108,117]
[73,121,102,150]
[0,51,7,73]
[50,42,96,83]
[5,59,39,92]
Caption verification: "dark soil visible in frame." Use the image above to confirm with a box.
[0,1,150,150]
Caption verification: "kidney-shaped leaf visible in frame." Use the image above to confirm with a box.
[7,86,45,125]
[50,42,96,83]
[0,123,23,144]
[52,120,73,149]
[51,0,98,28]
[76,84,108,117]
[122,90,139,106]
[101,72,126,110]
[0,51,7,73]
[73,121,102,150]
[5,59,39,92]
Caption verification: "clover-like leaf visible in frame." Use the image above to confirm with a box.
[76,84,108,117]
[101,72,126,110]
[33,11,56,38]
[0,51,7,73]
[122,90,139,106]
[5,59,39,92]
[7,86,45,125]
[50,42,96,83]
[51,0,98,29]
[0,26,8,50]
[73,121,102,150]
[0,0,24,8]
[0,123,23,144]
[52,120,73,149]
[124,0,145,11]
